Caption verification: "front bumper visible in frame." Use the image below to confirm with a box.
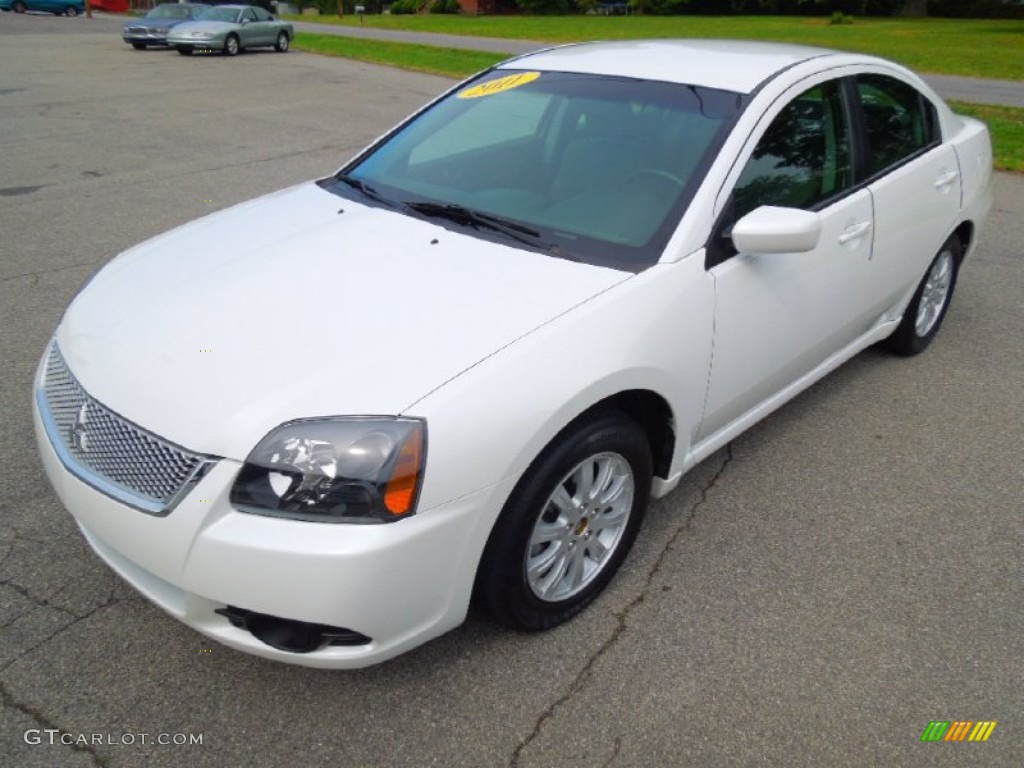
[122,29,170,45]
[33,392,507,668]
[123,34,169,45]
[166,34,224,49]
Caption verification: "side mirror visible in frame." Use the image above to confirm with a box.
[731,206,822,255]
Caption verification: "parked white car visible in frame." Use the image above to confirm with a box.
[34,40,992,668]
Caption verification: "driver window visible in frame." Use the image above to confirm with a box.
[732,81,853,221]
[241,9,255,21]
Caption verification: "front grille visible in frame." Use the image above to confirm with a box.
[38,343,215,515]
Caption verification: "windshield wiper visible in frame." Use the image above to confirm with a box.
[332,174,402,209]
[404,202,551,251]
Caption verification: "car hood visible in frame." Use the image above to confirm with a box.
[57,183,628,460]
[124,19,180,31]
[167,20,237,35]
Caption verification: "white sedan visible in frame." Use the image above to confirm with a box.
[34,40,992,668]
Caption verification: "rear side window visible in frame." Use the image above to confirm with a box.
[856,74,938,176]
[732,80,853,221]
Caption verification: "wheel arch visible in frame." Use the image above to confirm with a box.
[952,220,974,262]
[573,389,675,482]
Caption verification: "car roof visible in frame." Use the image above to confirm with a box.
[499,39,845,95]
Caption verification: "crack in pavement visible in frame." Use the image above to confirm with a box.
[0,594,120,766]
[0,577,80,628]
[509,445,734,768]
[0,529,91,626]
[599,736,622,768]
[1,680,111,768]
[0,258,99,286]
[0,594,119,676]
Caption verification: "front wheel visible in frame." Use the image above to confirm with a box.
[885,235,962,356]
[64,5,78,15]
[274,31,289,53]
[132,43,146,50]
[177,46,193,56]
[13,0,27,12]
[223,34,240,56]
[475,411,652,631]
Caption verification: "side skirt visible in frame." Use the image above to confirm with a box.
[679,316,902,476]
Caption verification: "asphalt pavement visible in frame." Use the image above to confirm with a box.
[66,12,1024,106]
[1,14,1022,768]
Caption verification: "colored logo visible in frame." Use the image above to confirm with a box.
[921,721,996,742]
[458,72,541,100]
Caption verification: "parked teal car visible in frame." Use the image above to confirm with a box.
[167,4,293,57]
[0,0,85,14]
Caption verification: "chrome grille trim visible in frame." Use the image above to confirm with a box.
[36,342,216,516]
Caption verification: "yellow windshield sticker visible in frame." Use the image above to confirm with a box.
[457,72,541,100]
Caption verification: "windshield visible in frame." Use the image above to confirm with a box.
[327,70,743,271]
[146,3,199,19]
[197,6,240,22]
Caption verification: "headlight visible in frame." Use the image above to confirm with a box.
[230,417,425,524]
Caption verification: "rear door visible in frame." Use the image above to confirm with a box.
[237,7,259,46]
[855,74,962,319]
[250,7,277,45]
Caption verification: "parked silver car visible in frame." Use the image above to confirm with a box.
[167,4,293,57]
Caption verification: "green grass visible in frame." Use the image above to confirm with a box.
[949,101,1024,173]
[287,15,1024,81]
[292,24,1024,173]
[293,34,504,77]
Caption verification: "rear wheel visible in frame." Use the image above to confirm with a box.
[475,411,652,631]
[274,31,289,53]
[224,34,240,56]
[64,5,78,15]
[132,43,146,50]
[176,46,193,56]
[14,1,27,12]
[885,235,962,356]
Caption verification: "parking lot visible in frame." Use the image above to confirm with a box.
[1,14,1021,767]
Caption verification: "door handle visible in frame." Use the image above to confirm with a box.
[838,221,872,245]
[934,170,959,190]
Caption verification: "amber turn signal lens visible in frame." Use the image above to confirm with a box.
[383,425,423,515]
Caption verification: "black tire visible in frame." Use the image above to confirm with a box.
[64,5,78,15]
[885,235,962,356]
[223,34,240,56]
[475,410,652,631]
[274,31,289,53]
[177,46,193,56]
[132,43,146,50]
[14,1,27,12]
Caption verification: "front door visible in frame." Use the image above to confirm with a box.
[699,79,876,441]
